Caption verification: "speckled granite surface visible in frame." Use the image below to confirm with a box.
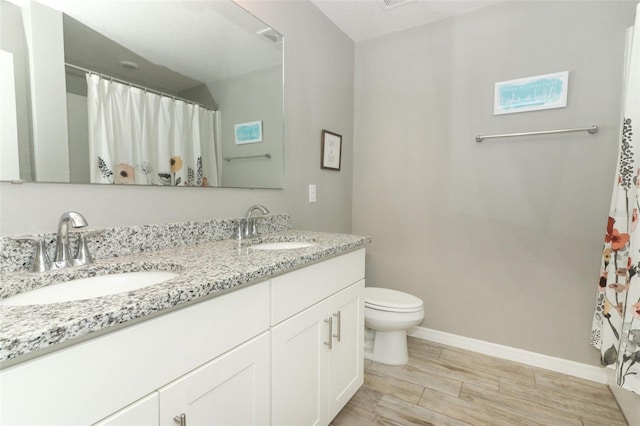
[0,229,369,364]
[0,214,291,274]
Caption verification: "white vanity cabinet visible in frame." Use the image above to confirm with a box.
[157,332,270,426]
[326,282,365,420]
[0,247,365,426]
[271,249,365,426]
[94,394,160,426]
[96,333,271,426]
[0,281,270,426]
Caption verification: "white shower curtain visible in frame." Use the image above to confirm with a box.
[591,4,640,395]
[87,74,219,186]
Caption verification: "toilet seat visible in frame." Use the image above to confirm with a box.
[365,287,423,313]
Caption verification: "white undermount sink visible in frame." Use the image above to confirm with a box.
[0,271,179,306]
[250,241,316,250]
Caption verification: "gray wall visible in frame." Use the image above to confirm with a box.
[210,65,284,188]
[66,92,89,184]
[0,0,354,236]
[352,1,636,365]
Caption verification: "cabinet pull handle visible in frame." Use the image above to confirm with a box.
[333,311,341,342]
[324,317,333,350]
[173,413,186,426]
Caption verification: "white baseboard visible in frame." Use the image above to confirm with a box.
[408,326,609,384]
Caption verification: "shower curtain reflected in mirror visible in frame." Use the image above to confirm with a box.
[591,4,640,396]
[87,74,219,187]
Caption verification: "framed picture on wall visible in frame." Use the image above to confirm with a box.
[321,130,342,171]
[494,71,569,115]
[234,121,263,144]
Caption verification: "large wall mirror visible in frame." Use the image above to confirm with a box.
[1,0,284,189]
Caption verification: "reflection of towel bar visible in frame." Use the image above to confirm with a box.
[475,125,598,143]
[223,153,272,162]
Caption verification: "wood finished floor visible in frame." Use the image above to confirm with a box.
[331,337,628,426]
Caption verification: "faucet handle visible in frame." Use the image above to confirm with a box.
[9,235,51,272]
[233,219,246,240]
[249,217,259,238]
[241,218,252,239]
[71,230,103,266]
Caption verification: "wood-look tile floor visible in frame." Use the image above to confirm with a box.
[332,337,628,426]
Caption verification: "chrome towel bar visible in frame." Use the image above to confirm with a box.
[475,125,599,143]
[223,153,272,162]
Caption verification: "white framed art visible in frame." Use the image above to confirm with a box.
[234,121,263,144]
[494,71,569,115]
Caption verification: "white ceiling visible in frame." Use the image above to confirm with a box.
[21,0,502,91]
[309,0,503,42]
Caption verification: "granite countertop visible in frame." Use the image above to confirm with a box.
[0,230,369,365]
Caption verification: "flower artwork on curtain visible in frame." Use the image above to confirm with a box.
[591,11,640,395]
[97,155,208,187]
[86,74,218,187]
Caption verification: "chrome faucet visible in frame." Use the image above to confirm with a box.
[53,211,88,269]
[243,204,270,238]
[10,211,98,272]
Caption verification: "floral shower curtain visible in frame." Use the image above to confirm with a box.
[87,74,219,186]
[591,4,640,395]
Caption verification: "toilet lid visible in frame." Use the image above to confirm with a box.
[364,287,423,311]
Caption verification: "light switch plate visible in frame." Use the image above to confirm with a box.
[309,184,317,203]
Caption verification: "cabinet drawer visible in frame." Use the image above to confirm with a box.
[0,281,270,426]
[271,249,365,325]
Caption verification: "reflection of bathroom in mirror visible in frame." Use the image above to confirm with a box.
[1,0,284,189]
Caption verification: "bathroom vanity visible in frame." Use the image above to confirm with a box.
[0,226,367,426]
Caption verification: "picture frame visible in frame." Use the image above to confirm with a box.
[321,130,342,171]
[234,121,263,144]
[494,71,569,115]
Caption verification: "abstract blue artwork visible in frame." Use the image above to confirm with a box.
[494,71,568,115]
[234,121,263,144]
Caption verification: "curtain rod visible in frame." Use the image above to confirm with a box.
[64,62,218,112]
[475,125,599,143]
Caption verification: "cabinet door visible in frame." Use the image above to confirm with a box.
[272,301,329,426]
[327,280,365,420]
[158,332,270,426]
[93,393,159,426]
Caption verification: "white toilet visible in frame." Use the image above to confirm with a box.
[364,287,424,365]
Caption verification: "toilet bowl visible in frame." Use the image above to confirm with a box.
[364,287,424,365]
